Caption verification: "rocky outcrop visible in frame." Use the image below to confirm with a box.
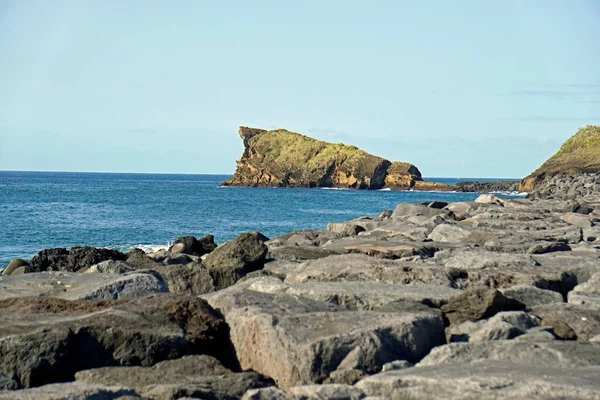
[223,127,409,190]
[530,173,600,200]
[30,246,127,272]
[456,180,520,193]
[384,161,423,190]
[521,125,600,192]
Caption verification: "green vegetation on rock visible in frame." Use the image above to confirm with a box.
[223,127,400,189]
[521,125,600,191]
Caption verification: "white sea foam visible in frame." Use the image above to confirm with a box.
[109,243,171,254]
[378,188,391,191]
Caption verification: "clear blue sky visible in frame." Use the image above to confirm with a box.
[1,0,599,178]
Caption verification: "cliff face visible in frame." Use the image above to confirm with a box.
[384,162,423,190]
[520,125,600,191]
[223,127,421,190]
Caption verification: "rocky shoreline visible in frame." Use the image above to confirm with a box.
[2,173,600,399]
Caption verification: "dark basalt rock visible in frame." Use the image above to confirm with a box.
[203,232,269,290]
[169,235,217,256]
[30,247,127,272]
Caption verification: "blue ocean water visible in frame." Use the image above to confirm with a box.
[0,171,520,269]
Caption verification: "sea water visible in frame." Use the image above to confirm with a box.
[0,171,520,269]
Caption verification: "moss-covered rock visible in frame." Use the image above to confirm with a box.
[520,125,600,191]
[223,127,404,189]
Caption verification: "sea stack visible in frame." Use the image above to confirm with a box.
[222,126,424,190]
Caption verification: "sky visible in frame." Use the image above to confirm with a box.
[0,0,599,178]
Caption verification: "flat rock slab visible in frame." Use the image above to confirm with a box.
[531,302,600,341]
[0,382,137,400]
[322,239,441,259]
[419,341,600,368]
[206,289,445,389]
[75,355,274,399]
[0,295,232,388]
[356,360,600,400]
[246,277,460,309]
[283,254,453,287]
[499,285,564,308]
[0,271,167,301]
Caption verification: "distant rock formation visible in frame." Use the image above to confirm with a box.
[520,125,600,192]
[223,127,426,190]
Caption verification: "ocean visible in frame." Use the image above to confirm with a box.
[0,171,521,269]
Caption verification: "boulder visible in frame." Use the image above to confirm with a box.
[245,277,460,309]
[441,287,525,325]
[30,247,127,272]
[531,302,600,340]
[75,355,274,399]
[205,289,445,389]
[499,285,564,307]
[419,341,600,368]
[427,224,473,243]
[356,360,600,399]
[474,194,503,205]
[85,260,137,274]
[2,259,30,276]
[445,311,540,343]
[326,223,366,236]
[561,212,593,228]
[169,235,217,256]
[526,241,572,254]
[391,203,443,218]
[0,271,168,301]
[568,272,600,307]
[0,382,137,400]
[152,263,215,295]
[0,294,233,388]
[283,254,453,288]
[267,246,337,261]
[203,232,269,290]
[322,239,440,259]
[125,248,161,270]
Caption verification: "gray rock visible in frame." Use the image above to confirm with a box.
[327,223,366,236]
[245,277,459,309]
[356,360,600,399]
[151,263,215,295]
[419,341,600,368]
[125,248,162,269]
[2,259,30,276]
[0,295,232,388]
[513,326,557,342]
[500,285,564,307]
[0,382,137,399]
[203,232,269,290]
[0,271,168,301]
[323,369,366,385]
[85,260,137,274]
[391,203,443,218]
[205,289,445,389]
[75,355,274,399]
[531,302,600,340]
[268,246,337,261]
[381,360,413,372]
[569,272,600,307]
[445,311,539,343]
[427,223,473,243]
[162,253,191,265]
[441,287,525,325]
[561,212,593,228]
[474,194,503,205]
[283,254,453,287]
[322,238,440,259]
[527,241,572,254]
[288,384,366,400]
[242,387,291,400]
[434,248,538,270]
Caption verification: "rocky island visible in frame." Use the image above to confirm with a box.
[223,126,521,193]
[1,126,600,399]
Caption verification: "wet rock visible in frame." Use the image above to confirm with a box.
[441,287,525,325]
[203,232,269,290]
